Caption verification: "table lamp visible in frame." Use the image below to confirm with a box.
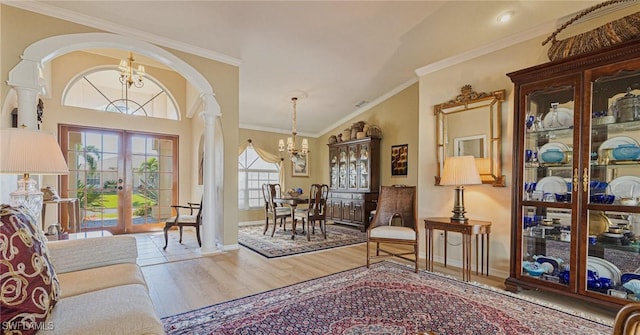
[440,155,482,222]
[0,128,69,222]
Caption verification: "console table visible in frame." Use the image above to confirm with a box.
[424,217,491,281]
[41,198,80,232]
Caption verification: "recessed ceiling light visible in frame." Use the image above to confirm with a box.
[497,11,514,23]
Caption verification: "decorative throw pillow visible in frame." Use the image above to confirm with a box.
[1,204,60,335]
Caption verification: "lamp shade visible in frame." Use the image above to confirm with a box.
[440,155,481,186]
[0,128,69,175]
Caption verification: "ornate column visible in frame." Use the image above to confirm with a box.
[200,93,222,254]
[7,58,44,130]
[13,87,40,129]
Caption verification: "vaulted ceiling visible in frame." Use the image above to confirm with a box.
[6,1,611,136]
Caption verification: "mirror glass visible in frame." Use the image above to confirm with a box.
[435,85,506,186]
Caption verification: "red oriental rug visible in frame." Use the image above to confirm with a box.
[162,262,612,335]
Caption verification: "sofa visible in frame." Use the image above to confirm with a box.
[0,205,164,335]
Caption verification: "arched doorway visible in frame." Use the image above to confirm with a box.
[6,33,223,254]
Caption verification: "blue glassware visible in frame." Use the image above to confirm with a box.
[526,115,535,130]
[604,194,615,204]
[589,181,608,194]
[586,270,600,289]
[591,193,606,203]
[540,148,565,163]
[525,149,533,162]
[612,144,640,160]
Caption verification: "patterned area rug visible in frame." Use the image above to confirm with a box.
[162,262,612,335]
[237,223,366,258]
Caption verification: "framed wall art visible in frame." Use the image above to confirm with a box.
[391,144,408,176]
[292,154,309,177]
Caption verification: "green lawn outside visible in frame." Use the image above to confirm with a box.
[100,193,156,209]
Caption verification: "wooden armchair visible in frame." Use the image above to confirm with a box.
[295,184,329,241]
[366,185,419,272]
[163,201,202,250]
[262,183,292,237]
[613,303,640,335]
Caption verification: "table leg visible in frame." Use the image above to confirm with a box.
[466,233,471,281]
[427,228,433,272]
[475,234,479,276]
[461,233,466,281]
[73,199,80,233]
[486,233,490,276]
[290,205,297,240]
[41,205,47,231]
[443,231,448,268]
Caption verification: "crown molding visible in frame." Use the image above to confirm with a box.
[415,21,555,77]
[3,0,242,67]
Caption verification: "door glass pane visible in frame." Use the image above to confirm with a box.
[586,68,640,300]
[130,135,175,226]
[521,205,571,285]
[66,130,122,231]
[521,84,574,286]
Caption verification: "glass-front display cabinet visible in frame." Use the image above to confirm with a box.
[327,137,380,231]
[507,40,640,308]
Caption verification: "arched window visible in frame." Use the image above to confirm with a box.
[238,146,280,210]
[62,67,180,120]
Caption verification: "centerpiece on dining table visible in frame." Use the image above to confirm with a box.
[286,187,304,198]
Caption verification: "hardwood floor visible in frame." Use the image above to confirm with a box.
[138,230,617,324]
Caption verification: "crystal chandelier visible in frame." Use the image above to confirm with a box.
[119,51,145,88]
[278,97,309,162]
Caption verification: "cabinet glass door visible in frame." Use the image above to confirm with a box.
[359,143,370,190]
[338,147,347,189]
[348,145,357,189]
[520,83,576,287]
[329,147,338,189]
[585,64,640,301]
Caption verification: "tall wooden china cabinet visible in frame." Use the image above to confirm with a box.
[327,138,380,231]
[507,40,640,308]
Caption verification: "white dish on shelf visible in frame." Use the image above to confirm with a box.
[535,176,568,194]
[539,142,570,163]
[608,176,640,199]
[587,256,621,285]
[598,136,640,158]
[542,107,573,129]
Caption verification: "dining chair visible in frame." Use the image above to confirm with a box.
[613,302,640,335]
[366,185,419,272]
[163,200,202,250]
[295,184,329,241]
[261,183,292,237]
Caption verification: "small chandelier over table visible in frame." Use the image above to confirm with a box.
[119,51,145,88]
[279,97,309,162]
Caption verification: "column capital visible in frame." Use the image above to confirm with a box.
[7,59,46,95]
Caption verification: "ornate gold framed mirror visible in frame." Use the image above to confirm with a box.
[434,85,506,187]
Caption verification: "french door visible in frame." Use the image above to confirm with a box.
[59,125,178,234]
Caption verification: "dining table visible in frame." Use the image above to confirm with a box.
[273,196,309,239]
